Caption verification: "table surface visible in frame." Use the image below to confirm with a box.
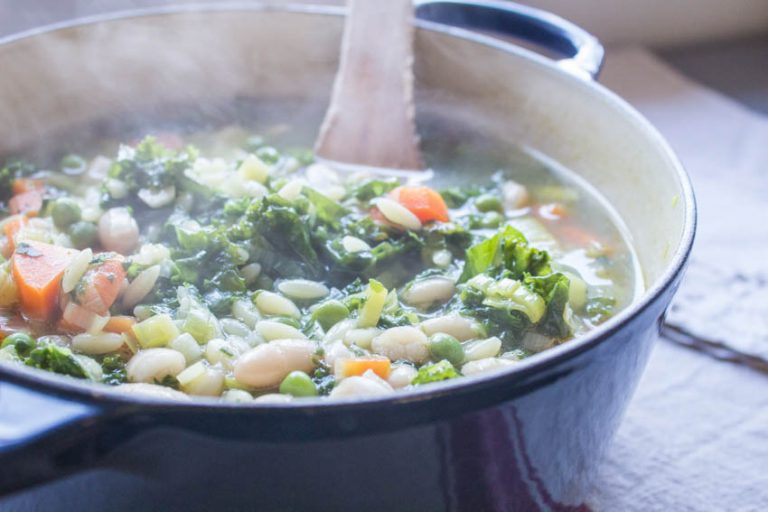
[0,5,767,512]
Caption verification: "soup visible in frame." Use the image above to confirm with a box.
[0,119,639,402]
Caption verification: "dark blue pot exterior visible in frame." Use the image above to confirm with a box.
[0,272,678,511]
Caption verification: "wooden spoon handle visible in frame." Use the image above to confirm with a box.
[314,0,424,171]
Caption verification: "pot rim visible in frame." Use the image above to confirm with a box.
[0,2,696,414]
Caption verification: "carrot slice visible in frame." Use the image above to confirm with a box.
[11,241,77,321]
[9,190,43,216]
[3,216,28,253]
[104,315,136,334]
[338,356,392,379]
[390,186,449,223]
[74,255,126,315]
[12,178,44,195]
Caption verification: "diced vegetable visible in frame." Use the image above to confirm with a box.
[104,315,137,334]
[131,314,180,348]
[72,254,127,315]
[3,216,27,252]
[12,178,43,195]
[11,241,77,320]
[336,356,391,380]
[358,279,387,328]
[390,186,449,223]
[1,332,36,357]
[279,370,318,397]
[411,360,460,385]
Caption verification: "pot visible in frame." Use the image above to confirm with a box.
[0,2,695,510]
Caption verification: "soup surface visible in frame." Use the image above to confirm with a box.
[0,117,640,402]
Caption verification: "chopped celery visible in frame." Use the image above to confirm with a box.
[177,360,206,387]
[358,279,387,328]
[182,308,218,343]
[132,314,180,348]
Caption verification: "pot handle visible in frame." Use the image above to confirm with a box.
[0,380,103,494]
[414,0,604,80]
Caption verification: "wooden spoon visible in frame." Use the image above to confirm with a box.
[314,0,425,172]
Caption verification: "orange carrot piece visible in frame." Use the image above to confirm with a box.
[9,190,43,216]
[75,255,126,315]
[390,186,449,223]
[105,315,136,334]
[11,241,77,321]
[12,178,44,195]
[339,357,392,379]
[3,216,28,253]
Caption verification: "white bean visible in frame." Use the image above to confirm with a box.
[62,248,92,294]
[343,327,381,350]
[122,265,161,309]
[371,326,429,364]
[401,277,455,309]
[254,393,293,404]
[98,207,139,254]
[277,279,329,301]
[183,365,225,396]
[220,318,251,338]
[372,198,421,231]
[431,249,452,268]
[255,291,301,319]
[323,340,354,368]
[114,383,190,400]
[461,357,515,376]
[240,263,262,284]
[169,333,203,364]
[323,318,356,343]
[463,337,502,362]
[421,314,482,341]
[71,332,124,355]
[222,389,253,403]
[126,348,186,383]
[330,371,394,399]
[502,180,529,210]
[234,339,315,388]
[205,338,243,369]
[387,364,418,389]
[255,320,306,341]
[342,235,371,253]
[277,179,306,201]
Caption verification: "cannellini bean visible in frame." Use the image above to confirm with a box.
[461,357,516,376]
[421,314,482,341]
[62,248,92,294]
[240,263,262,284]
[463,337,502,362]
[372,198,421,231]
[98,207,139,254]
[344,327,381,350]
[330,370,394,399]
[169,333,203,364]
[522,332,555,353]
[254,393,293,404]
[431,249,452,268]
[323,340,354,367]
[502,180,529,210]
[255,320,306,341]
[183,365,225,396]
[71,332,124,355]
[342,235,371,253]
[114,383,190,400]
[277,279,329,300]
[222,389,253,403]
[221,318,251,338]
[387,364,418,389]
[234,339,315,388]
[255,291,300,319]
[371,326,429,364]
[323,318,356,343]
[126,348,186,383]
[122,265,161,309]
[232,299,261,328]
[401,277,455,309]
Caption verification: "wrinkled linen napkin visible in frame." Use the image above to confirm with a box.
[599,48,768,362]
[587,47,768,512]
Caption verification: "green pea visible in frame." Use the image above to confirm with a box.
[480,211,504,228]
[279,371,318,397]
[1,332,36,357]
[68,221,98,249]
[311,300,350,331]
[428,333,464,366]
[51,198,82,229]
[475,193,502,213]
[60,154,87,175]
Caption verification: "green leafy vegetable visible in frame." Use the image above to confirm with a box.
[412,360,460,385]
[101,355,127,385]
[25,343,88,379]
